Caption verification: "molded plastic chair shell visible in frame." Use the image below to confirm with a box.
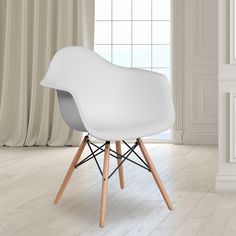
[40,46,175,141]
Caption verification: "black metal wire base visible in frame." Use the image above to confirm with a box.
[74,138,151,179]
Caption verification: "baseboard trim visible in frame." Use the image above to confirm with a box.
[172,129,183,144]
[183,132,218,145]
[215,175,236,192]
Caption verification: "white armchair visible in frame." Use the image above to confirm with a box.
[41,46,175,227]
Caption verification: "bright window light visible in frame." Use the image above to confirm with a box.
[94,0,171,141]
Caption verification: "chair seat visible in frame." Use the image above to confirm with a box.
[86,119,171,141]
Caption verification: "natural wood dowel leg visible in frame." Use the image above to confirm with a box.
[54,135,88,205]
[137,138,174,210]
[99,141,110,228]
[115,141,125,189]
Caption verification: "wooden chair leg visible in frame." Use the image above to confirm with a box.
[137,138,174,210]
[99,141,110,228]
[115,141,125,189]
[54,135,88,204]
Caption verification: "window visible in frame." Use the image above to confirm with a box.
[94,0,171,140]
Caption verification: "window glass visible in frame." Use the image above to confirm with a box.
[95,0,111,20]
[132,0,151,20]
[153,45,170,67]
[113,45,132,67]
[112,0,131,20]
[152,21,170,44]
[133,45,152,67]
[94,21,111,44]
[152,0,170,20]
[113,22,132,44]
[133,22,151,44]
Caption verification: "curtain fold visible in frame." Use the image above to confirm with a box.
[0,0,95,146]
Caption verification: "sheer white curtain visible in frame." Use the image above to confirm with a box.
[0,0,94,146]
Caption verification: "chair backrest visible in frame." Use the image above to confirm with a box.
[41,46,117,132]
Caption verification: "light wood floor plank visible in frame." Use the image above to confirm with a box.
[0,144,226,236]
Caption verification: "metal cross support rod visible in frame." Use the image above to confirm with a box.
[74,138,151,179]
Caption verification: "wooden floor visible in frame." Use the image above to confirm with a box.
[0,144,234,236]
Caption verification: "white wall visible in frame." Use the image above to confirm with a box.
[216,0,236,191]
[172,0,218,144]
